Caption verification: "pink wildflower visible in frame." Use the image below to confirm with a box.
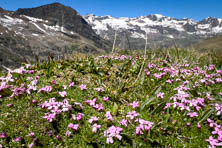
[56,135,61,140]
[206,136,222,147]
[88,116,99,124]
[85,98,97,106]
[135,119,154,135]
[105,111,113,121]
[154,73,162,79]
[7,104,13,107]
[29,132,35,138]
[157,92,164,99]
[14,137,21,142]
[43,113,56,122]
[95,87,105,92]
[207,118,215,127]
[92,123,101,133]
[69,82,75,87]
[52,80,56,84]
[186,122,191,127]
[215,104,222,115]
[63,85,68,90]
[118,119,128,127]
[130,101,139,109]
[187,112,198,118]
[212,127,221,135]
[164,103,171,109]
[59,91,67,97]
[29,143,34,148]
[136,124,144,135]
[65,131,71,137]
[80,84,87,90]
[68,123,79,131]
[197,123,202,129]
[38,85,52,93]
[0,133,6,138]
[94,104,104,111]
[32,99,37,104]
[104,126,123,144]
[103,96,109,101]
[126,111,139,120]
[145,71,150,76]
[72,113,83,121]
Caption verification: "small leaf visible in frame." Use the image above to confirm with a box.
[151,102,166,114]
[140,96,156,111]
[154,86,162,95]
[199,109,214,123]
[112,103,119,116]
[140,72,145,85]
[82,136,91,143]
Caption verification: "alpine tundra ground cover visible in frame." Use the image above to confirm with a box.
[0,49,222,147]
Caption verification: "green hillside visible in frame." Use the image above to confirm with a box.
[193,35,222,52]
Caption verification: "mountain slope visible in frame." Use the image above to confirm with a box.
[0,3,111,69]
[84,14,222,49]
[192,35,222,52]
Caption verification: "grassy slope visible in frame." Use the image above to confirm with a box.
[192,35,222,52]
[0,49,222,147]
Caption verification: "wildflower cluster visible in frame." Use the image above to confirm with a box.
[0,52,222,147]
[41,98,72,122]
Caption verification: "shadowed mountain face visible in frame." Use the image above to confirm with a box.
[0,3,111,70]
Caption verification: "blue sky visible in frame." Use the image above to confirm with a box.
[0,0,222,20]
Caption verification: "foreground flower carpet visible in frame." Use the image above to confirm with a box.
[0,50,222,147]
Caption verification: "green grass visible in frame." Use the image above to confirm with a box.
[0,48,222,147]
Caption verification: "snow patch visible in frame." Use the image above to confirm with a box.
[0,15,23,27]
[198,24,210,29]
[154,14,164,19]
[131,32,145,38]
[43,24,60,32]
[31,22,47,33]
[23,15,48,23]
[212,26,222,33]
[166,35,174,38]
[32,33,39,37]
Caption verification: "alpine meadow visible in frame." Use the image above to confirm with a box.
[1,1,222,148]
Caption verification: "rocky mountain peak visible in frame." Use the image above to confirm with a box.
[199,17,220,27]
[147,14,165,21]
[0,4,111,69]
[15,3,96,39]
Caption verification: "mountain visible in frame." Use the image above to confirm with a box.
[84,14,222,49]
[0,3,111,69]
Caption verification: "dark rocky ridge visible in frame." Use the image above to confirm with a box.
[14,3,109,49]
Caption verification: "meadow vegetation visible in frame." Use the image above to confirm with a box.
[0,48,222,147]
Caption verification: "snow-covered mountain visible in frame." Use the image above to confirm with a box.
[84,14,222,49]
